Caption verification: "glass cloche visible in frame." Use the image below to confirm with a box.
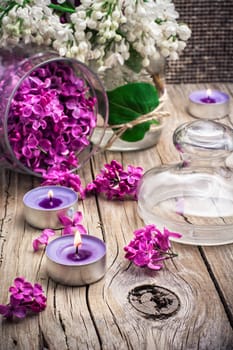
[137,119,233,245]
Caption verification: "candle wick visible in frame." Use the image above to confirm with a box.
[48,190,54,206]
[75,245,79,256]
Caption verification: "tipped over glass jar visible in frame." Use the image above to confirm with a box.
[0,45,108,177]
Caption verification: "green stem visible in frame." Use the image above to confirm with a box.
[48,4,75,14]
[0,2,17,22]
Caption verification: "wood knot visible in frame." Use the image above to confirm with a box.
[128,284,180,320]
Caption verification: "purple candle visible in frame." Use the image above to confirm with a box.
[38,190,63,209]
[200,93,216,104]
[46,234,106,286]
[188,89,230,119]
[23,186,78,229]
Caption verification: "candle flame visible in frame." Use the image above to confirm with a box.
[48,190,53,200]
[206,89,212,97]
[74,230,82,254]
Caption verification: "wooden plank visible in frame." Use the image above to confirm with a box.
[159,83,233,324]
[0,84,233,350]
[201,245,233,321]
[0,172,41,350]
[36,161,106,350]
[86,148,233,349]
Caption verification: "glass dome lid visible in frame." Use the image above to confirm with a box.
[137,119,233,246]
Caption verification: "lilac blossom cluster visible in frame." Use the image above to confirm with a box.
[8,61,97,175]
[0,277,47,320]
[41,168,85,198]
[124,224,182,270]
[32,211,87,251]
[0,1,191,71]
[85,160,143,200]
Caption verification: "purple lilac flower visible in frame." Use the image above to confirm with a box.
[9,277,33,302]
[0,296,27,319]
[85,160,143,200]
[0,277,47,320]
[8,61,97,175]
[33,229,55,252]
[41,167,85,198]
[124,225,182,270]
[29,284,47,312]
[58,210,87,235]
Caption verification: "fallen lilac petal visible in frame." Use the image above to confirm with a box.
[58,213,73,226]
[59,210,87,236]
[32,229,55,251]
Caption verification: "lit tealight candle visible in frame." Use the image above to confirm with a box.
[23,186,78,229]
[188,89,230,119]
[45,234,106,286]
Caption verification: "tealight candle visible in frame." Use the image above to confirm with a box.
[45,234,106,286]
[188,89,230,119]
[23,186,78,229]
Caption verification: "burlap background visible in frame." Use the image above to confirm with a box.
[166,0,233,83]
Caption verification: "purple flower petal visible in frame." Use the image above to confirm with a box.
[32,229,55,251]
[13,306,27,319]
[0,304,11,317]
[58,213,73,226]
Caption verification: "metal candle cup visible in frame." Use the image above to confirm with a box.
[188,90,230,119]
[45,234,106,286]
[23,186,78,229]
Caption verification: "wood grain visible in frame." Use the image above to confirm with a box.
[0,84,233,350]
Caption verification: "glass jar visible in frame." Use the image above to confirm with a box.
[90,55,167,151]
[137,119,233,246]
[0,45,108,176]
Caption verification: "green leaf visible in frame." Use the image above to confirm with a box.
[125,46,143,74]
[119,122,151,142]
[107,82,159,142]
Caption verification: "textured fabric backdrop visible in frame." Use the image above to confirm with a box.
[166,0,233,83]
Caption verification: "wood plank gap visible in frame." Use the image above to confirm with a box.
[198,246,233,328]
[35,251,45,281]
[39,325,49,350]
[104,295,132,350]
[53,282,57,317]
[0,171,11,266]
[89,158,106,243]
[85,286,102,349]
[0,170,11,233]
[58,311,70,350]
[106,238,119,272]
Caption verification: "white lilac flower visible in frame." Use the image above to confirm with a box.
[0,0,191,72]
[178,24,192,41]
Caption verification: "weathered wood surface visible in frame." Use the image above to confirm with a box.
[0,84,233,350]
